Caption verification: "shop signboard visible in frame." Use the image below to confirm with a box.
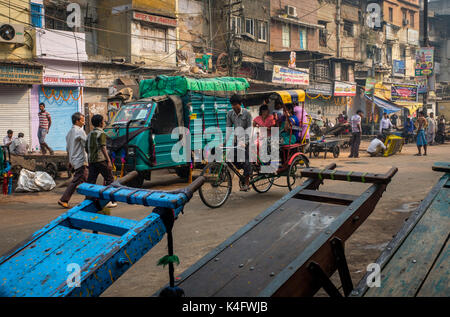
[272,65,309,86]
[334,81,356,96]
[0,63,43,84]
[391,83,418,102]
[306,82,333,96]
[43,76,85,87]
[364,78,376,95]
[415,48,434,76]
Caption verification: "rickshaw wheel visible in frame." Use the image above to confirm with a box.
[251,174,274,193]
[199,162,232,208]
[332,146,340,158]
[287,156,309,191]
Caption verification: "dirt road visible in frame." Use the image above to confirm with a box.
[0,142,449,296]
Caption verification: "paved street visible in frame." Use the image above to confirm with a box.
[1,141,449,296]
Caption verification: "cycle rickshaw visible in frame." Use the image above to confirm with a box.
[199,90,312,208]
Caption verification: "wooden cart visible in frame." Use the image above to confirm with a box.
[350,162,449,297]
[157,163,398,297]
[8,151,71,180]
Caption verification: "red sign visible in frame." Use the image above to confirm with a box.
[133,12,177,27]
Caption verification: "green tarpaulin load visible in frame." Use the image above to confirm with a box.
[139,76,249,98]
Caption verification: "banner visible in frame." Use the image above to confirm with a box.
[415,48,434,76]
[307,82,333,96]
[272,65,309,86]
[391,83,418,102]
[334,81,356,96]
[415,76,427,94]
[364,78,376,95]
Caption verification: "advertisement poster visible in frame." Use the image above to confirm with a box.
[415,48,434,76]
[272,65,309,86]
[391,83,418,102]
[364,78,376,95]
[288,52,296,69]
[415,76,427,94]
[334,81,356,96]
[393,60,405,75]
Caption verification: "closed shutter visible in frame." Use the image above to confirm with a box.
[0,86,31,147]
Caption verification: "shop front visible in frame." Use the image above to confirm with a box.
[0,62,43,148]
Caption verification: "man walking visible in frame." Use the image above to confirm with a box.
[226,94,252,191]
[58,112,88,208]
[38,103,54,155]
[85,115,116,206]
[426,112,437,145]
[349,110,364,158]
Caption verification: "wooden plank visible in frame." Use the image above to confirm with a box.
[293,190,358,206]
[365,187,450,297]
[351,173,449,297]
[300,167,398,184]
[175,199,347,297]
[66,211,138,236]
[432,162,450,173]
[416,238,450,297]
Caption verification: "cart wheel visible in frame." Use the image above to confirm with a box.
[313,150,320,158]
[287,155,309,191]
[333,146,340,158]
[199,162,232,208]
[251,174,274,193]
[45,163,57,179]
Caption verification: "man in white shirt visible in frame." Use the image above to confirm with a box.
[349,110,364,158]
[58,112,88,208]
[3,130,14,148]
[367,135,387,157]
[379,113,393,134]
[426,112,437,145]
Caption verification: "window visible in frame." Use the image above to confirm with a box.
[314,61,330,81]
[410,12,415,27]
[151,101,178,135]
[142,26,168,53]
[258,21,268,42]
[387,45,392,64]
[401,46,407,60]
[31,3,43,28]
[389,8,393,23]
[245,18,255,37]
[343,20,354,37]
[299,27,307,49]
[45,5,72,31]
[319,21,327,47]
[402,9,408,25]
[282,23,290,47]
[341,63,349,82]
[231,16,242,35]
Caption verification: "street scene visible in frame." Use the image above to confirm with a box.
[0,0,449,304]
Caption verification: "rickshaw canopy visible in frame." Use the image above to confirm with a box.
[274,89,306,104]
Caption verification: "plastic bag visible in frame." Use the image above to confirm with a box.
[16,169,56,192]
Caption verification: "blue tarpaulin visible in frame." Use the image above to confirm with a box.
[365,95,402,114]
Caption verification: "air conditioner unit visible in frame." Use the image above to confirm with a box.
[0,24,25,44]
[402,19,409,26]
[286,5,297,18]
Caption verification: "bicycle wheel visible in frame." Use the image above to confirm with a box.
[287,155,309,191]
[251,174,274,193]
[199,162,232,208]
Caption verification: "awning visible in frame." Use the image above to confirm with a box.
[274,89,306,104]
[365,95,402,114]
[394,101,423,114]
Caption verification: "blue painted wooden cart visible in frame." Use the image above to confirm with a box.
[351,162,450,297]
[0,173,204,297]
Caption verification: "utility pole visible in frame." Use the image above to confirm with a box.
[336,0,341,58]
[225,1,242,76]
[423,0,429,114]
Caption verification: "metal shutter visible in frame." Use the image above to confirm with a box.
[0,86,31,148]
